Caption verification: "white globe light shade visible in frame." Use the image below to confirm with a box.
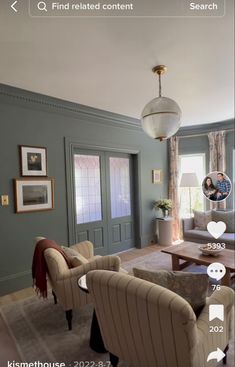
[141,96,182,140]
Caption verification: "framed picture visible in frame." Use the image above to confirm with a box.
[152,169,162,184]
[20,146,47,176]
[14,178,54,213]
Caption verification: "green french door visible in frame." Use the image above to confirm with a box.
[73,149,135,255]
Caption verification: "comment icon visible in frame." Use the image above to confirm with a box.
[207,262,226,281]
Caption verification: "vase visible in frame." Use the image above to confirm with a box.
[162,209,169,218]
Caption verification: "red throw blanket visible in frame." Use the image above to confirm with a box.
[32,239,71,298]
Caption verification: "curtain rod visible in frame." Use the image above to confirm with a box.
[177,128,235,139]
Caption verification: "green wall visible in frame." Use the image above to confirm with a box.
[0,84,168,295]
[0,84,233,296]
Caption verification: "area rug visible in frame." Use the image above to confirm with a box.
[1,250,234,366]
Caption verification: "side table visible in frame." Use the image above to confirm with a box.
[78,274,107,353]
[156,217,173,246]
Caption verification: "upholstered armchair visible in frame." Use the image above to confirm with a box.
[87,270,234,367]
[42,240,121,330]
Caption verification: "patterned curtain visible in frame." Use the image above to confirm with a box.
[208,131,226,209]
[168,136,181,240]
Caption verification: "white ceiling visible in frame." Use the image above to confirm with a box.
[0,0,234,125]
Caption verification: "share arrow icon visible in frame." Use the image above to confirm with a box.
[207,348,225,362]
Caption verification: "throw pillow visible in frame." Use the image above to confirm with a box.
[193,210,211,230]
[61,246,79,257]
[133,268,209,315]
[212,210,235,233]
[71,254,89,267]
[61,246,88,267]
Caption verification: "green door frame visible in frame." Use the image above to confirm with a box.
[65,137,142,250]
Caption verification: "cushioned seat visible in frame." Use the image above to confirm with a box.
[185,229,234,241]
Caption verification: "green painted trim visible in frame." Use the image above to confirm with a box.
[65,137,142,249]
[0,270,31,282]
[0,270,32,296]
[177,119,234,136]
[0,83,141,131]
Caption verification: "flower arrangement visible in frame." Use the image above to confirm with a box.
[153,199,172,211]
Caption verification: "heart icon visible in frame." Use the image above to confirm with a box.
[207,221,226,239]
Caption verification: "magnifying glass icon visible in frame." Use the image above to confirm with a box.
[37,1,48,11]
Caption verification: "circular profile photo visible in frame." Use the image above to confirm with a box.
[202,171,232,202]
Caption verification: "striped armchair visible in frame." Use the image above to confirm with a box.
[87,270,234,367]
[43,241,121,330]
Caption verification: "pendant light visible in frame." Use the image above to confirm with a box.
[141,65,181,141]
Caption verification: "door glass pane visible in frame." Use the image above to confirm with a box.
[109,157,131,219]
[74,154,102,224]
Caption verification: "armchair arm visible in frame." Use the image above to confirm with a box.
[70,241,94,259]
[182,217,194,233]
[57,255,121,281]
[205,286,234,312]
[196,287,234,353]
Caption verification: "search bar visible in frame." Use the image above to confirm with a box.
[29,0,225,17]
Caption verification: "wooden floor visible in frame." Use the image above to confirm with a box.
[0,244,161,364]
[0,286,35,307]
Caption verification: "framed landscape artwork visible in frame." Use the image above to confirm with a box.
[20,145,47,176]
[152,169,162,184]
[14,178,54,213]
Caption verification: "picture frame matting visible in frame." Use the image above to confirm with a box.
[14,178,54,213]
[19,145,47,177]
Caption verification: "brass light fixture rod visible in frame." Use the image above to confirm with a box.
[152,65,167,97]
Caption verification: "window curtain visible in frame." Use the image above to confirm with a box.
[208,131,226,209]
[168,136,181,240]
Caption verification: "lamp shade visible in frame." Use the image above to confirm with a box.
[180,173,200,187]
[141,96,181,140]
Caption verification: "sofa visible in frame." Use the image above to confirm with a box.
[182,210,235,249]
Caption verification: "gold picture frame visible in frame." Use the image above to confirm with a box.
[152,169,162,184]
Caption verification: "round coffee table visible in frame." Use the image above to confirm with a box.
[78,274,88,293]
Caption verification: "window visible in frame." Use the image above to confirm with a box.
[109,157,131,218]
[74,154,102,224]
[179,154,205,217]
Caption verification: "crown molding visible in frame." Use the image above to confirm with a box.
[177,119,234,136]
[1,83,233,135]
[0,83,142,131]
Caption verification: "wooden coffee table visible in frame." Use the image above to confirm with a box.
[161,242,235,286]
